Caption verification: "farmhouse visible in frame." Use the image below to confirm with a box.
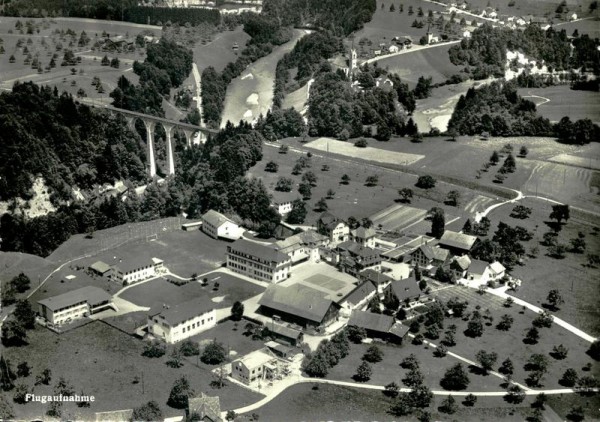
[227,239,292,283]
[348,310,407,343]
[187,393,222,422]
[38,286,113,326]
[386,276,422,305]
[271,192,299,216]
[275,230,328,264]
[410,244,450,269]
[317,212,350,243]
[112,257,164,285]
[466,260,506,284]
[258,284,341,329]
[335,241,382,276]
[201,209,244,240]
[438,230,478,255]
[147,296,216,344]
[359,268,394,291]
[341,281,377,310]
[350,226,377,248]
[231,348,278,385]
[266,323,304,346]
[449,255,471,279]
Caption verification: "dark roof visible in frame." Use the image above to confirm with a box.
[39,286,112,311]
[268,323,303,339]
[271,191,299,204]
[228,239,289,264]
[348,310,394,333]
[352,226,376,239]
[202,209,235,227]
[89,261,112,274]
[188,393,222,422]
[318,211,344,230]
[337,241,381,258]
[389,323,410,338]
[343,282,376,306]
[259,284,338,324]
[451,255,471,271]
[150,296,215,326]
[389,277,422,302]
[438,231,478,251]
[469,258,489,275]
[359,269,393,285]
[413,245,450,262]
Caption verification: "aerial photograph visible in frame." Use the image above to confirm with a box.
[0,0,598,421]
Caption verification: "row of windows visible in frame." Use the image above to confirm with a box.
[227,250,277,266]
[52,301,87,314]
[180,316,213,333]
[228,256,275,272]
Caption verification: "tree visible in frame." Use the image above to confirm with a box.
[363,345,384,363]
[533,392,547,409]
[10,273,30,293]
[354,361,372,382]
[567,406,585,422]
[110,57,120,68]
[533,310,553,328]
[560,368,578,387]
[13,300,35,329]
[275,177,293,192]
[510,205,532,219]
[409,384,433,409]
[142,341,166,358]
[365,175,379,186]
[384,382,400,398]
[1,320,26,346]
[287,199,307,224]
[463,393,477,407]
[416,175,436,189]
[445,190,460,206]
[519,145,528,157]
[546,289,564,311]
[341,174,350,184]
[476,350,498,374]
[439,395,457,414]
[524,326,540,344]
[167,376,193,409]
[570,236,586,253]
[0,357,15,391]
[499,358,514,376]
[231,301,244,321]
[264,161,279,172]
[302,171,317,186]
[495,313,514,331]
[401,354,419,370]
[298,182,312,200]
[133,401,162,422]
[548,243,567,259]
[354,138,368,148]
[303,354,328,377]
[179,340,200,357]
[526,354,549,373]
[430,208,445,239]
[549,204,570,225]
[490,151,500,165]
[503,153,516,173]
[16,362,30,378]
[101,55,110,66]
[505,385,525,404]
[403,367,424,388]
[588,340,600,361]
[201,341,226,365]
[465,315,484,338]
[440,363,470,390]
[315,197,328,212]
[398,188,413,203]
[35,368,51,386]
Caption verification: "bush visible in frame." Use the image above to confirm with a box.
[354,138,368,148]
[416,175,436,189]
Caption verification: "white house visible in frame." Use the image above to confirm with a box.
[201,209,244,240]
[570,13,577,21]
[231,349,278,385]
[147,297,216,344]
[112,257,164,285]
[462,30,472,39]
[466,260,506,284]
[274,230,328,264]
[271,192,299,216]
[350,226,377,249]
[227,239,292,283]
[38,286,113,326]
[388,44,400,53]
[317,212,350,243]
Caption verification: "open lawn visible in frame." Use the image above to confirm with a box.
[431,285,598,390]
[485,197,600,336]
[119,271,264,311]
[557,17,600,38]
[193,319,266,359]
[220,29,308,127]
[4,321,261,420]
[517,85,600,124]
[192,26,250,72]
[0,251,54,287]
[375,43,463,87]
[463,0,590,17]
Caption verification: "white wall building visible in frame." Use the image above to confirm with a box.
[112,257,164,285]
[201,209,244,240]
[38,286,113,326]
[227,239,292,283]
[147,297,216,344]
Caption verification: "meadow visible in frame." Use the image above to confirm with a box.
[517,85,600,124]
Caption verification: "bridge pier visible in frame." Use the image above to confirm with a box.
[125,116,136,131]
[182,129,195,148]
[143,120,157,178]
[163,124,175,176]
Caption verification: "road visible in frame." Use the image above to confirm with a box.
[362,40,461,65]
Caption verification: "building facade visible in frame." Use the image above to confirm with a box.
[38,286,113,326]
[112,257,164,285]
[201,209,244,240]
[147,297,216,344]
[227,239,292,283]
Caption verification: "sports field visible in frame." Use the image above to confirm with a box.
[305,137,425,165]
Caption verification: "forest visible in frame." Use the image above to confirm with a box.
[449,24,600,79]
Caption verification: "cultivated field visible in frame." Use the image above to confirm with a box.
[4,322,261,420]
[517,85,600,124]
[220,29,309,127]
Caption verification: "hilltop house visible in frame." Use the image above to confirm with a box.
[38,286,114,326]
[147,297,216,344]
[227,239,292,283]
[317,212,350,243]
[201,209,244,240]
[258,284,341,329]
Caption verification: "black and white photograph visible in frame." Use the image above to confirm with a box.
[0,0,598,420]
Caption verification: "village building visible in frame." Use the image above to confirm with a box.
[348,310,409,343]
[187,393,222,422]
[386,276,423,306]
[201,209,244,240]
[335,241,382,276]
[438,230,478,255]
[265,323,304,346]
[147,296,216,344]
[274,230,328,264]
[258,284,341,329]
[271,192,299,216]
[89,261,112,277]
[38,286,114,326]
[112,257,164,285]
[350,226,377,248]
[449,255,472,279]
[226,239,292,283]
[341,280,377,310]
[231,348,278,385]
[410,244,450,269]
[358,268,394,293]
[465,259,506,285]
[317,212,350,243]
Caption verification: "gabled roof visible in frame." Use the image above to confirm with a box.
[39,286,112,311]
[451,255,472,271]
[89,261,112,274]
[348,310,394,333]
[359,269,394,285]
[389,323,410,338]
[202,209,235,227]
[489,261,506,274]
[413,245,449,262]
[228,239,289,264]
[337,241,381,258]
[343,281,376,306]
[389,277,421,302]
[318,212,345,230]
[149,296,215,326]
[352,226,377,239]
[438,231,478,251]
[469,258,489,275]
[268,323,303,340]
[113,257,159,274]
[259,284,338,324]
[296,230,328,244]
[188,393,222,422]
[271,191,299,204]
[236,348,275,370]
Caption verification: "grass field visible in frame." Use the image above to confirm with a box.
[4,321,261,420]
[463,0,589,17]
[375,43,463,87]
[192,26,250,73]
[0,251,54,287]
[485,197,600,336]
[557,17,600,38]
[119,271,264,311]
[517,85,600,124]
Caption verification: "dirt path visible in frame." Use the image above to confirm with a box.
[362,40,461,66]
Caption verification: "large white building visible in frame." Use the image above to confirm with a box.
[147,297,216,344]
[201,209,244,240]
[38,286,113,326]
[112,257,164,285]
[227,239,291,283]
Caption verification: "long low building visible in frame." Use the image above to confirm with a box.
[38,286,113,326]
[147,296,216,344]
[112,257,164,285]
